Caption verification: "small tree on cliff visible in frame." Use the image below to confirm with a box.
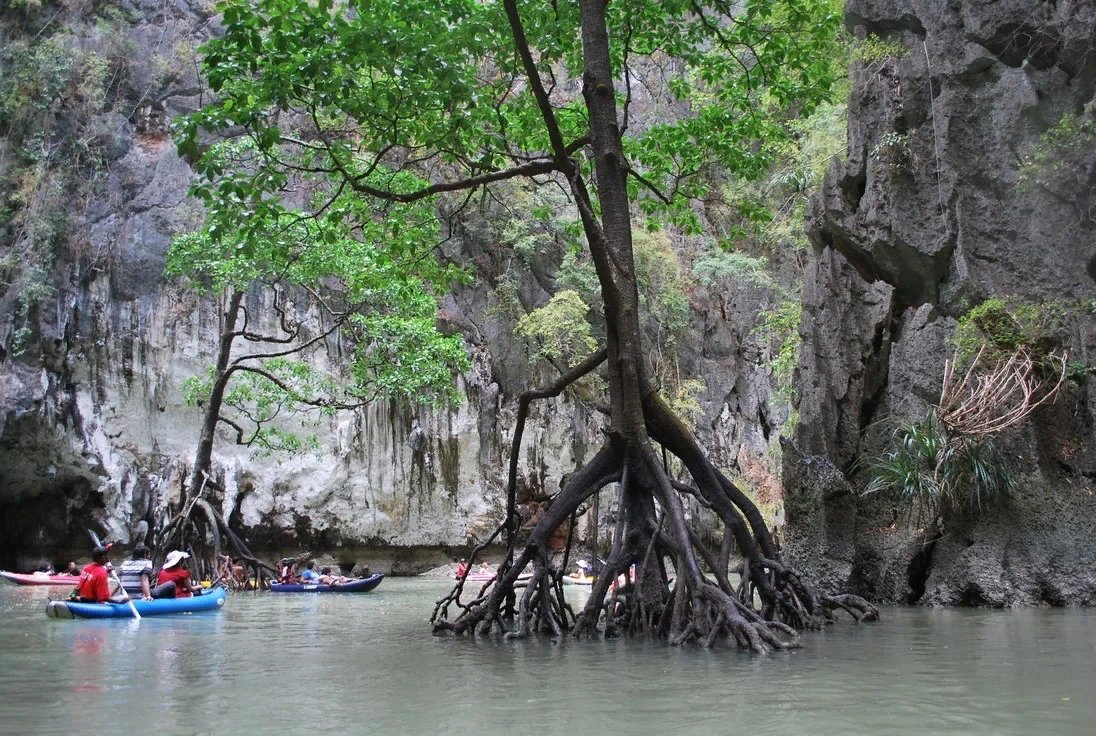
[181,0,876,648]
[164,145,468,583]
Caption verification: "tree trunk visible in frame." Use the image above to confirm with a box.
[432,0,878,651]
[187,288,243,502]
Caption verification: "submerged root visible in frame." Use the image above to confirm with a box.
[434,410,879,651]
[820,593,880,623]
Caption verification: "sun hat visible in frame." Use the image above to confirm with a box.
[577,559,589,568]
[164,550,190,568]
[91,545,110,559]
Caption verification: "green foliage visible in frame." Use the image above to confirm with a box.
[665,378,707,423]
[632,229,701,402]
[953,297,1076,377]
[759,101,847,250]
[869,131,911,171]
[183,362,326,454]
[1019,113,1096,191]
[180,0,849,235]
[634,229,691,339]
[502,217,548,265]
[851,34,907,65]
[351,309,472,406]
[178,0,851,438]
[169,140,471,454]
[0,8,134,356]
[753,300,801,401]
[863,411,1013,524]
[515,289,596,367]
[693,248,780,292]
[556,250,601,312]
[703,36,847,253]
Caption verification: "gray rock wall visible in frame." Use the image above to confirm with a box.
[787,0,1096,605]
[0,1,788,570]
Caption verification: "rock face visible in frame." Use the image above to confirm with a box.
[5,0,1094,606]
[786,0,1096,605]
[0,1,788,571]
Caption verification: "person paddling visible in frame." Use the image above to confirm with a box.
[74,546,127,603]
[152,550,202,599]
[119,544,155,600]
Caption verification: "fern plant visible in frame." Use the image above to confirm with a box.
[863,410,1013,525]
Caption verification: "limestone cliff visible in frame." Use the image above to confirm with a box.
[786,0,1096,605]
[0,0,786,571]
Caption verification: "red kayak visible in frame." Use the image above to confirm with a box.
[1,571,81,586]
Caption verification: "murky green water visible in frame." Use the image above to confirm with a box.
[1,578,1094,735]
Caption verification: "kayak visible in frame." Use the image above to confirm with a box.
[455,571,533,583]
[1,571,81,587]
[45,587,227,619]
[563,575,594,586]
[269,573,384,593]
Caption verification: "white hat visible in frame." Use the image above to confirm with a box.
[164,550,190,568]
[577,559,589,568]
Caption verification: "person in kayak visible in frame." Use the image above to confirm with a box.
[74,546,126,603]
[152,550,202,598]
[62,562,79,576]
[318,566,351,585]
[119,544,154,600]
[300,560,321,583]
[278,558,299,583]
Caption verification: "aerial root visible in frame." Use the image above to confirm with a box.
[660,582,803,653]
[820,593,879,623]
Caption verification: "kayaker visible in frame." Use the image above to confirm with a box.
[62,562,79,576]
[230,557,247,583]
[119,544,154,600]
[300,560,321,583]
[318,566,350,585]
[456,558,468,577]
[74,546,126,603]
[152,550,202,598]
[279,558,298,583]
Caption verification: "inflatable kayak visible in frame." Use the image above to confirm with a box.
[270,573,384,593]
[1,571,81,586]
[46,587,227,619]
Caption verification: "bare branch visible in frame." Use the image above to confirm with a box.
[937,346,1067,438]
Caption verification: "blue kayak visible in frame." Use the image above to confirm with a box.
[46,587,227,619]
[269,573,384,593]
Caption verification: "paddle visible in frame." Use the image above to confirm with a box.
[87,529,140,620]
[110,567,141,620]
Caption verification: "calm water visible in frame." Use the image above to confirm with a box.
[1,578,1094,735]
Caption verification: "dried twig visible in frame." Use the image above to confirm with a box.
[937,346,1067,438]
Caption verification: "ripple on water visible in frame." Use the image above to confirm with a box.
[2,582,1095,735]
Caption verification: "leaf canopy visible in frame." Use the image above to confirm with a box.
[180,0,846,231]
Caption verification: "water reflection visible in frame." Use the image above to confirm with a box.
[1,579,1094,735]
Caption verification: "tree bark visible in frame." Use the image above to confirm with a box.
[186,289,243,502]
[432,0,879,650]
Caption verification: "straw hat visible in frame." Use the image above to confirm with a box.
[164,550,190,568]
